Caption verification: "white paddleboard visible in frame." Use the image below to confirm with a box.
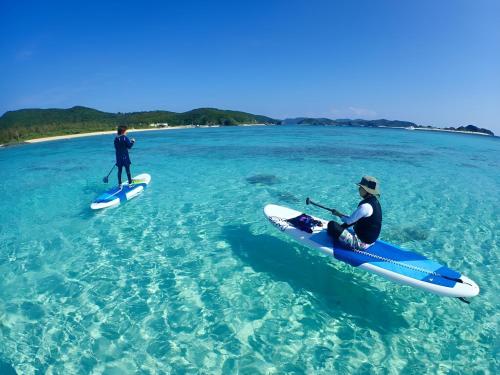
[91,173,151,210]
[264,204,479,299]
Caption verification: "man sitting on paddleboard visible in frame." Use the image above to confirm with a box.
[115,125,135,186]
[327,176,382,251]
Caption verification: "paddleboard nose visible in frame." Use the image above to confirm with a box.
[460,276,480,298]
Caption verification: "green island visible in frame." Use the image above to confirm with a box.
[0,106,494,145]
[0,106,279,144]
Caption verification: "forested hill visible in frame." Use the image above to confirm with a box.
[0,106,279,144]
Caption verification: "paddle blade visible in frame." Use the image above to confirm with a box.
[306,197,310,205]
[103,176,109,183]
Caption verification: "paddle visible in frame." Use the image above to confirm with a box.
[102,164,116,183]
[305,197,346,217]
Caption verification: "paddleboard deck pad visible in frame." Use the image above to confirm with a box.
[264,204,479,298]
[91,173,151,210]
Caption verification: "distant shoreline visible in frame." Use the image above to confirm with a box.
[23,126,194,144]
[0,122,495,148]
[410,127,492,136]
[17,123,270,145]
[1,106,495,145]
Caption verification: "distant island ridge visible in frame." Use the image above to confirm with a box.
[0,106,495,145]
[282,117,495,136]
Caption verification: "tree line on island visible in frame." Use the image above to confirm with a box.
[0,106,494,144]
[0,106,277,144]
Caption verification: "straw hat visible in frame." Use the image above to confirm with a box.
[357,176,380,196]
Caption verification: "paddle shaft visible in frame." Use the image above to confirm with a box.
[307,198,333,212]
[103,164,116,183]
[306,197,346,217]
[106,164,115,177]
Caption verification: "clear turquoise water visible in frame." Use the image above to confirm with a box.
[0,125,498,374]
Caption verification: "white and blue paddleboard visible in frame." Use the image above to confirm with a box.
[264,204,479,299]
[91,173,151,210]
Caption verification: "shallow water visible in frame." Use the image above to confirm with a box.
[0,125,498,374]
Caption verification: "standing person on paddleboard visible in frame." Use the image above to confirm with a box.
[327,176,382,251]
[115,125,135,186]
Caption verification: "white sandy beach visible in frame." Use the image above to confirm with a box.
[411,127,491,136]
[23,125,196,144]
[22,123,272,144]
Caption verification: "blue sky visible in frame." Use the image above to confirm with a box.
[1,0,499,132]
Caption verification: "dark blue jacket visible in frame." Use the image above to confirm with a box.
[114,135,134,167]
